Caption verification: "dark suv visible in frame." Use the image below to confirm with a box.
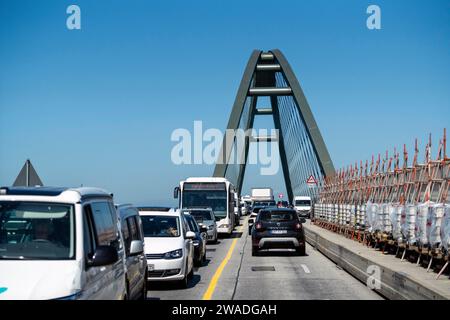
[251,208,306,256]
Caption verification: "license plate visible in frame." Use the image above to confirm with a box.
[148,264,155,271]
[271,230,287,234]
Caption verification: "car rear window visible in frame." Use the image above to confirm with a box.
[259,211,296,222]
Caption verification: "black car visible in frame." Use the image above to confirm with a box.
[251,208,306,256]
[183,213,208,266]
[248,206,266,234]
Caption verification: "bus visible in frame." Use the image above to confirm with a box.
[174,177,236,235]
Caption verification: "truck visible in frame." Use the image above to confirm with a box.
[294,195,312,218]
[251,188,274,202]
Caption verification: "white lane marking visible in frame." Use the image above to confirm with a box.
[300,264,311,274]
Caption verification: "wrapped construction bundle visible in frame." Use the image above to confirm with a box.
[350,204,356,226]
[440,204,450,252]
[428,203,445,248]
[373,203,385,232]
[317,203,323,220]
[416,202,434,247]
[403,204,417,245]
[345,204,351,225]
[339,204,345,225]
[359,204,366,228]
[390,203,404,241]
[333,204,338,224]
[319,204,326,220]
[381,203,392,233]
[365,202,379,232]
[327,203,333,222]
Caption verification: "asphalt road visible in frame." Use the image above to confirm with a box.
[147,216,383,300]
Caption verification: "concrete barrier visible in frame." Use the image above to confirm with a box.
[304,223,450,300]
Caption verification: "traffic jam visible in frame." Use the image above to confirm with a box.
[0,178,311,300]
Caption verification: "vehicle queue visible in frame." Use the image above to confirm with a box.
[0,178,309,300]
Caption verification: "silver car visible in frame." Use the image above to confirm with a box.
[183,208,218,243]
[116,204,148,300]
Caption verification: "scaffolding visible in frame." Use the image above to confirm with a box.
[314,129,450,279]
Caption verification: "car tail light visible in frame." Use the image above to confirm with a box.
[295,223,302,230]
[255,222,262,230]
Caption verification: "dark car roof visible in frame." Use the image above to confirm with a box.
[116,204,140,219]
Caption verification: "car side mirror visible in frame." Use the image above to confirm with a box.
[88,246,119,267]
[173,187,179,199]
[186,231,196,239]
[200,226,208,233]
[129,240,144,256]
[299,217,306,224]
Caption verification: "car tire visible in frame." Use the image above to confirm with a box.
[179,274,188,289]
[252,246,259,256]
[139,276,148,300]
[296,246,306,256]
[124,281,130,300]
[188,263,194,279]
[202,251,207,263]
[194,257,202,267]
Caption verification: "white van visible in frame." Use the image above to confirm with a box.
[0,186,126,300]
[138,208,195,288]
[294,196,312,218]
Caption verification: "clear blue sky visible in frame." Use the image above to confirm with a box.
[1,0,449,205]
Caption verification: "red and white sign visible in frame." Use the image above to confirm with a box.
[278,193,283,199]
[306,175,318,187]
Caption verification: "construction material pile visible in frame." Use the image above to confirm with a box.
[313,129,450,278]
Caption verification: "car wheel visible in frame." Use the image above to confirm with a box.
[296,246,306,256]
[188,263,194,279]
[194,256,202,267]
[252,246,259,256]
[179,274,188,289]
[139,276,148,300]
[202,250,207,263]
[124,281,130,300]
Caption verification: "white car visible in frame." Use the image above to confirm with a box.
[0,186,127,300]
[138,208,195,288]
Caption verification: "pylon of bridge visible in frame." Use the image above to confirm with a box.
[213,49,334,202]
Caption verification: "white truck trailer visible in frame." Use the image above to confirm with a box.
[251,188,274,202]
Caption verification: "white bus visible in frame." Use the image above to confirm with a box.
[174,177,235,235]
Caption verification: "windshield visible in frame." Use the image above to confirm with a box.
[186,210,213,222]
[260,211,297,222]
[295,200,311,206]
[182,183,227,218]
[0,201,75,260]
[141,215,180,237]
[185,215,199,233]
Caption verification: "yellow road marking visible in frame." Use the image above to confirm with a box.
[202,226,243,300]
